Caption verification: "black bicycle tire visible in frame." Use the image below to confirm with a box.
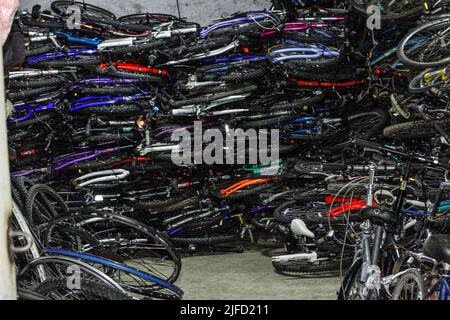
[35,57,101,68]
[7,86,59,101]
[170,234,240,245]
[51,1,116,19]
[81,87,140,95]
[383,119,450,139]
[8,77,65,89]
[25,183,69,225]
[34,277,132,300]
[73,104,144,114]
[272,257,353,274]
[391,269,426,300]
[8,113,56,130]
[397,19,450,69]
[25,43,56,57]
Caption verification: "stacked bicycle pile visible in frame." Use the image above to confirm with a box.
[5,0,450,300]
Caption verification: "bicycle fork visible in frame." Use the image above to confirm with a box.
[359,164,383,298]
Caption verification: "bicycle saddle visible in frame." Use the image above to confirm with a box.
[423,234,450,265]
[290,219,315,238]
[360,205,397,227]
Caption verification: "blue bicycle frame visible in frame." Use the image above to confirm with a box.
[54,31,101,47]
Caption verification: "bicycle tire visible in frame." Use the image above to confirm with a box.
[36,57,101,68]
[134,196,199,213]
[35,277,132,300]
[8,113,56,130]
[170,234,240,245]
[118,13,181,24]
[408,67,448,93]
[25,43,55,57]
[81,87,140,95]
[44,211,182,285]
[8,77,66,89]
[350,0,422,21]
[73,104,145,114]
[215,68,266,83]
[383,119,450,139]
[51,1,116,19]
[22,19,65,29]
[397,19,450,69]
[85,16,152,32]
[391,269,427,300]
[7,86,59,101]
[25,183,69,225]
[272,257,353,274]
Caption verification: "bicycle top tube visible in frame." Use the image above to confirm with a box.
[288,116,320,124]
[27,49,97,65]
[53,147,124,171]
[202,55,267,64]
[54,31,101,46]
[54,150,93,164]
[200,12,271,37]
[79,77,141,85]
[70,91,152,111]
[12,168,48,177]
[261,21,329,36]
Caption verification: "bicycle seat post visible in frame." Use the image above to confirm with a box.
[366,163,376,206]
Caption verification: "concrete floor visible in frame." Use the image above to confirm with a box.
[176,248,341,300]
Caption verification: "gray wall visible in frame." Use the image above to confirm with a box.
[19,0,271,26]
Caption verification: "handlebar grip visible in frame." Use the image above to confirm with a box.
[354,139,380,150]
[321,163,347,171]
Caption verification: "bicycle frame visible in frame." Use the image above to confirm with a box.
[69,91,153,111]
[200,12,276,38]
[8,101,56,123]
[27,49,97,65]
[269,45,340,62]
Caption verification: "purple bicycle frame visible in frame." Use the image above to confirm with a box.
[53,145,132,171]
[79,77,141,85]
[70,90,152,111]
[261,21,330,37]
[200,12,270,38]
[8,101,56,123]
[28,49,97,65]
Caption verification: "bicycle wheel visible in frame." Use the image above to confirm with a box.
[51,1,116,19]
[409,67,449,93]
[392,269,426,300]
[273,256,353,275]
[35,277,133,300]
[397,19,450,69]
[118,13,180,24]
[350,0,422,20]
[383,119,450,139]
[43,211,182,285]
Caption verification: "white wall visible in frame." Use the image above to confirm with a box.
[19,0,272,26]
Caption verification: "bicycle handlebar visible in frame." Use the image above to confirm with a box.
[321,163,397,172]
[354,139,450,170]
